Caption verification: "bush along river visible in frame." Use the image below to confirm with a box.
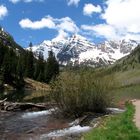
[0,90,125,140]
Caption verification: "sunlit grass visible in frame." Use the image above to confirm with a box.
[83,103,140,140]
[23,91,50,103]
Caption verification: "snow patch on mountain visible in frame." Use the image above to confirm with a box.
[28,34,139,66]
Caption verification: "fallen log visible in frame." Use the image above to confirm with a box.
[13,103,47,111]
[0,98,7,110]
[0,98,7,104]
[0,100,48,111]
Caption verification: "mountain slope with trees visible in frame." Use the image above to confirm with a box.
[107,45,140,73]
[0,27,59,89]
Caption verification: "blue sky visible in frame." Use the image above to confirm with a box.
[0,0,140,48]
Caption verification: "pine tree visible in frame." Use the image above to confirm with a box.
[2,48,12,83]
[16,55,24,88]
[0,41,7,68]
[25,43,34,78]
[0,69,4,89]
[9,48,17,78]
[37,71,44,82]
[34,61,40,79]
[34,51,45,81]
[45,50,59,83]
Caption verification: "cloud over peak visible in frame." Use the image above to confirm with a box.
[19,15,79,41]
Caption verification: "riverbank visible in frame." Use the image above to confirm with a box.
[2,78,50,91]
[24,78,50,91]
[83,103,140,140]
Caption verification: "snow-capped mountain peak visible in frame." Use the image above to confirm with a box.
[28,34,139,66]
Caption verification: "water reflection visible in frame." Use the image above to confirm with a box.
[0,90,49,103]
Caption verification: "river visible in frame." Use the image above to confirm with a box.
[0,89,134,140]
[0,90,92,140]
[0,108,92,140]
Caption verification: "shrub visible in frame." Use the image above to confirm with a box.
[50,71,114,117]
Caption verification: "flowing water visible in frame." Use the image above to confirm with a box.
[0,90,92,140]
[0,90,131,140]
[0,109,92,140]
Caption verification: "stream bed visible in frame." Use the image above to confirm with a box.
[0,90,125,140]
[0,107,124,140]
[0,109,92,140]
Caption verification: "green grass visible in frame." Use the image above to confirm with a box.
[114,69,140,86]
[108,68,140,104]
[112,84,140,103]
[83,103,140,140]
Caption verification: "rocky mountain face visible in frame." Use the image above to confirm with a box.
[29,34,139,67]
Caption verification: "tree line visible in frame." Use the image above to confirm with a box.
[0,41,59,89]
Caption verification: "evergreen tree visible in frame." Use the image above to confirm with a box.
[9,48,17,78]
[0,41,7,68]
[37,71,44,82]
[25,43,34,78]
[34,51,45,81]
[16,55,24,88]
[2,48,12,83]
[0,38,60,88]
[29,42,33,47]
[45,50,59,83]
[0,69,4,89]
[34,61,40,79]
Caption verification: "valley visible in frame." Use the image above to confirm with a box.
[0,21,140,140]
[1,0,140,139]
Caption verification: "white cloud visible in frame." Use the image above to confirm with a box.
[102,0,140,34]
[57,17,79,33]
[83,3,102,17]
[9,0,44,4]
[0,5,8,19]
[52,30,69,42]
[19,15,79,41]
[81,24,120,40]
[55,17,79,40]
[19,16,56,29]
[67,0,80,6]
[82,0,140,41]
[19,16,79,32]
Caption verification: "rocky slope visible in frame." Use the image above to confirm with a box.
[0,27,24,53]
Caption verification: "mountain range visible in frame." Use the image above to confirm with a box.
[0,27,139,67]
[30,34,139,67]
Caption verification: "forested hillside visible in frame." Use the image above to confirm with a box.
[0,29,59,89]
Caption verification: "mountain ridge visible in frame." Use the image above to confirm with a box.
[0,27,24,53]
[30,34,139,67]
